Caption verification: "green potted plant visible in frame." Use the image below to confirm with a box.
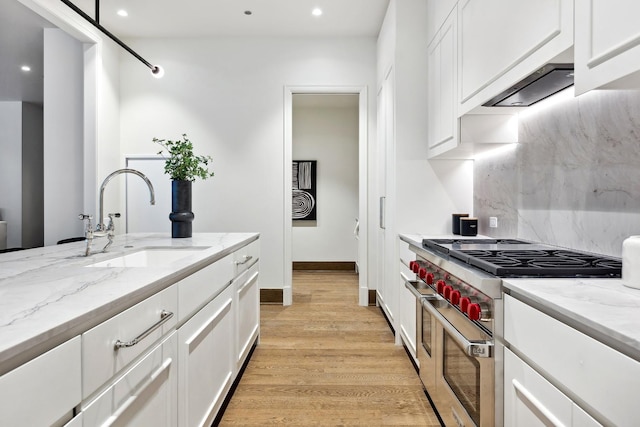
[154,134,214,238]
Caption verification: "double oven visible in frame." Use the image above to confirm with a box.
[403,237,622,427]
[405,254,502,427]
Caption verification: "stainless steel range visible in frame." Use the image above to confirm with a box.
[404,237,621,427]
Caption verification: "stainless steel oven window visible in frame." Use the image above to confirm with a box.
[421,309,432,356]
[443,332,481,426]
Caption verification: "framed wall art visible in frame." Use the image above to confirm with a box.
[292,160,317,220]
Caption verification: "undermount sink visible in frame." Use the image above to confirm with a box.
[86,247,209,268]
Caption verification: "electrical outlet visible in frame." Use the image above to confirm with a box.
[489,217,498,228]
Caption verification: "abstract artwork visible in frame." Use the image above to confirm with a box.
[292,160,317,220]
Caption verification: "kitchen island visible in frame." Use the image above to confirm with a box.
[0,232,260,426]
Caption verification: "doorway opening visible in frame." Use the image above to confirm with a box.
[284,86,368,306]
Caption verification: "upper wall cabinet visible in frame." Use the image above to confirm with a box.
[426,0,457,45]
[427,7,458,156]
[458,0,574,116]
[575,1,640,94]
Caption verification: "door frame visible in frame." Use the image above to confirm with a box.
[284,86,369,306]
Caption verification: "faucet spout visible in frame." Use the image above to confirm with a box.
[98,168,156,232]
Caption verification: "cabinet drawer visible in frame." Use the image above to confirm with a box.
[233,239,259,276]
[504,294,639,426]
[504,347,572,426]
[82,331,177,426]
[236,263,260,368]
[178,254,234,322]
[82,285,178,399]
[0,336,81,427]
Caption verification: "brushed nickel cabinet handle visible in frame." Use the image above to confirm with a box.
[114,310,174,350]
[234,255,253,266]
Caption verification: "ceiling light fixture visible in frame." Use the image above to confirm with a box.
[312,7,323,16]
[244,10,252,16]
[117,9,128,17]
[59,0,163,78]
[21,65,31,72]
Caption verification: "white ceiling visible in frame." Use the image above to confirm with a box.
[72,0,390,38]
[0,0,389,104]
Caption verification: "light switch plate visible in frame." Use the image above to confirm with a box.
[489,217,498,228]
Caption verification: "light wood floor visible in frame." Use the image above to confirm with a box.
[218,271,441,426]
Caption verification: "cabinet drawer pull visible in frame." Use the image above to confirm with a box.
[114,310,174,350]
[234,255,253,266]
[512,379,566,427]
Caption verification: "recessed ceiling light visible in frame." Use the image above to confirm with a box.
[312,8,323,17]
[21,65,31,72]
[117,9,128,17]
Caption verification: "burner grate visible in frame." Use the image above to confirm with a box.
[451,249,622,278]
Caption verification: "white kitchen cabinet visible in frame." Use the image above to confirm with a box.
[398,240,416,361]
[427,6,458,157]
[178,284,235,427]
[235,263,260,371]
[458,0,573,115]
[426,0,457,46]
[82,285,178,400]
[82,331,178,427]
[504,294,638,426]
[505,348,603,427]
[0,336,81,427]
[178,253,234,323]
[575,1,640,94]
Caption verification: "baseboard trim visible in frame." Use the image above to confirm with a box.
[292,261,357,271]
[260,289,284,304]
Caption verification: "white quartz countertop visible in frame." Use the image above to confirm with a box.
[399,233,640,362]
[0,232,258,374]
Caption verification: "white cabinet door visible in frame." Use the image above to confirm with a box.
[427,6,458,156]
[178,284,235,427]
[0,336,81,427]
[235,264,260,370]
[458,0,573,114]
[426,0,457,45]
[504,347,572,427]
[82,332,178,427]
[398,240,416,360]
[575,1,640,94]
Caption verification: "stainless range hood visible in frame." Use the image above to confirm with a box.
[482,63,574,107]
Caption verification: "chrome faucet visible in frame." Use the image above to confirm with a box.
[79,168,155,256]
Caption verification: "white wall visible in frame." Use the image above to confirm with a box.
[119,36,377,289]
[292,98,359,262]
[0,103,23,248]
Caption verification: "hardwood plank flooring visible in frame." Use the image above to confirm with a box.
[218,271,441,426]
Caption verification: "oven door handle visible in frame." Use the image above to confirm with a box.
[421,298,494,358]
[403,276,443,303]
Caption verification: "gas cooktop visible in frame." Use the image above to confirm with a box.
[421,238,622,278]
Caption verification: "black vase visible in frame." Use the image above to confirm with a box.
[169,180,194,238]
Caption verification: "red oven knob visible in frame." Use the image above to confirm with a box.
[460,297,471,313]
[450,290,461,305]
[409,260,415,271]
[418,268,427,279]
[443,285,453,300]
[467,303,481,321]
[411,261,419,273]
[436,280,446,295]
[425,272,434,285]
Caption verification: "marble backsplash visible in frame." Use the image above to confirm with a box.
[474,89,640,257]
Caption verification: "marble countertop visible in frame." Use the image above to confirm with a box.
[0,232,258,374]
[399,233,640,362]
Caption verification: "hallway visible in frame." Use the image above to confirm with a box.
[219,271,441,426]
